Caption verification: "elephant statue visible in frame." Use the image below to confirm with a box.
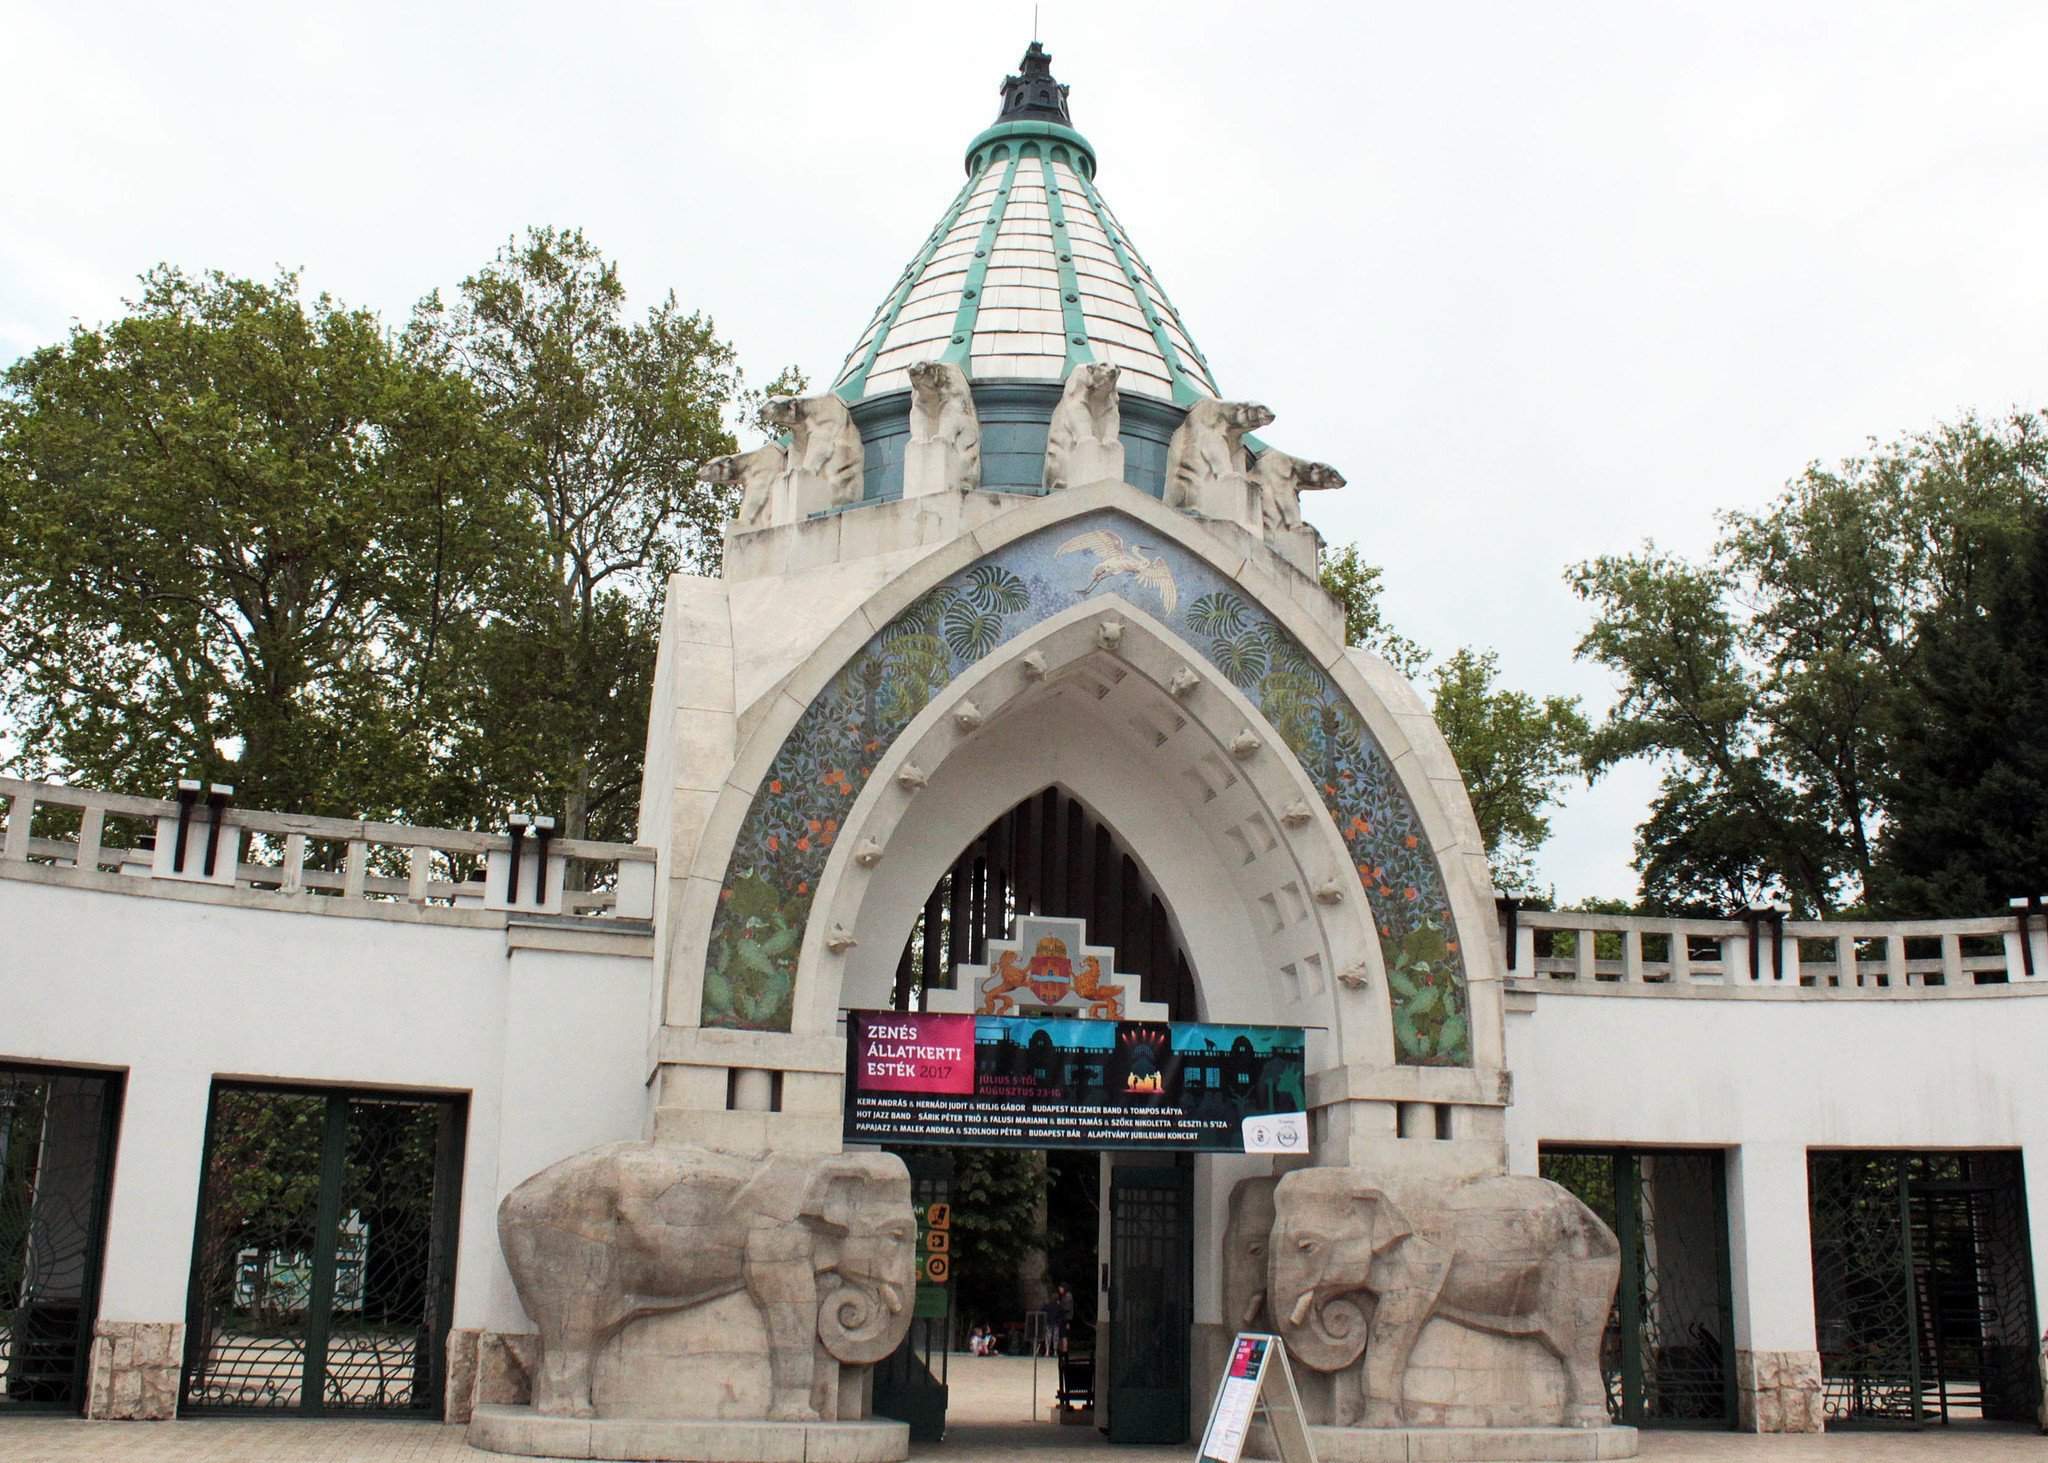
[498,1141,917,1422]
[1270,1168,1618,1429]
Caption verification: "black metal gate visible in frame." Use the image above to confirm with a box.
[0,1064,122,1412]
[872,1151,952,1442]
[1107,1163,1192,1444]
[180,1083,465,1416]
[1809,1150,2040,1427]
[1541,1148,1736,1428]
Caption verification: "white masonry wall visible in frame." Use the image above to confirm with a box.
[0,874,652,1337]
[1504,986,2048,1370]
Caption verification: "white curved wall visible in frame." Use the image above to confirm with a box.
[0,874,650,1336]
[1505,986,2048,1360]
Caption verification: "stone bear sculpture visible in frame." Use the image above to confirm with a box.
[1270,1167,1619,1430]
[1043,361,1122,492]
[700,443,787,529]
[763,393,864,514]
[1253,447,1346,533]
[1165,398,1276,520]
[498,1142,916,1423]
[906,359,980,494]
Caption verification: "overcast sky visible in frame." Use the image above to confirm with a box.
[5,2,2045,900]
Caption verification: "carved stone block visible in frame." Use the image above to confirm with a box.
[1269,1168,1620,1431]
[498,1143,917,1424]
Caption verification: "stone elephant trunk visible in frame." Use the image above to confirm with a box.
[497,1141,917,1423]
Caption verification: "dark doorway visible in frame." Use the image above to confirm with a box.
[1106,1163,1193,1443]
[872,1150,954,1442]
[0,1063,122,1413]
[1808,1150,2039,1427]
[1541,1147,1737,1428]
[180,1083,465,1416]
[892,786,1196,1015]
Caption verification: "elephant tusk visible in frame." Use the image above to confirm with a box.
[881,1282,905,1314]
[1287,1291,1314,1328]
[1241,1290,1266,1328]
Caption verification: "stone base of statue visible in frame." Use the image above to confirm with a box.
[1243,1424,1637,1462]
[1189,468,1260,527]
[1049,438,1124,491]
[902,439,972,497]
[469,1404,911,1462]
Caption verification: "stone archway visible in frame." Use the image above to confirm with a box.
[808,597,1379,1068]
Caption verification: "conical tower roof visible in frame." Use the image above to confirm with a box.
[832,42,1221,407]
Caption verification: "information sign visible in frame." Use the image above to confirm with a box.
[1195,1333,1318,1463]
[912,1200,951,1318]
[843,1011,1305,1152]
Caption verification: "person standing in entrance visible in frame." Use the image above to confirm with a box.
[1053,1282,1074,1355]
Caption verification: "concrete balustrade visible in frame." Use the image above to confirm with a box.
[0,777,656,921]
[1501,905,2042,996]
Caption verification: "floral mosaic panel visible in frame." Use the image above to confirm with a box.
[700,510,1472,1065]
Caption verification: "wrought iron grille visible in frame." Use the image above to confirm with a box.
[180,1084,464,1417]
[1809,1150,2040,1427]
[1541,1147,1735,1428]
[1107,1164,1192,1444]
[0,1065,120,1412]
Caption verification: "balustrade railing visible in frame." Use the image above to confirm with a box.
[1500,904,2043,994]
[0,778,654,921]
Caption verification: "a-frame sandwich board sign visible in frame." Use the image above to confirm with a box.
[1195,1333,1319,1463]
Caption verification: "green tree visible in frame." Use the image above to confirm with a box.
[1318,543,1428,677]
[948,1146,1047,1341]
[0,267,520,820]
[1322,542,1589,889]
[1570,411,2048,914]
[1429,648,1590,894]
[405,227,800,839]
[1870,509,2048,914]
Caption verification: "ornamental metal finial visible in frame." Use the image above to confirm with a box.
[996,40,1072,127]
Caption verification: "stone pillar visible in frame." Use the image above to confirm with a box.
[1726,1142,1823,1432]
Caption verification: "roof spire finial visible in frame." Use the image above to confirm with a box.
[996,38,1072,127]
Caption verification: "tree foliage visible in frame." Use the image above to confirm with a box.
[1871,507,2048,914]
[1321,543,1588,891]
[0,238,796,838]
[1428,649,1590,894]
[1318,543,1428,677]
[1570,411,2048,914]
[0,267,520,820]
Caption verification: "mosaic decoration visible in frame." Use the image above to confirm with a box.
[702,510,1472,1065]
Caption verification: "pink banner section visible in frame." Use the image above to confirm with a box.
[851,1012,976,1094]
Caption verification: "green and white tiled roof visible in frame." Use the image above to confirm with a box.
[831,46,1221,408]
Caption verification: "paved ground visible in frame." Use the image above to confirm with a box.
[3,1354,2042,1460]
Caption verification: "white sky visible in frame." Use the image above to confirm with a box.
[5,2,2045,901]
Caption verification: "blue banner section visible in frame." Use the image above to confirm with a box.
[843,1012,1307,1152]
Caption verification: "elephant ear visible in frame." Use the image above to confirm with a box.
[1350,1185,1414,1255]
[800,1158,873,1233]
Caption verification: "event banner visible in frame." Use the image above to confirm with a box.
[842,1011,1307,1152]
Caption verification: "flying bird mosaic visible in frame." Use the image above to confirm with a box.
[1057,528,1179,616]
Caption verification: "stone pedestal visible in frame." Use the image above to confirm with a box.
[1734,1348,1824,1433]
[1274,1425,1637,1462]
[469,1404,910,1462]
[1052,438,1123,491]
[84,1320,183,1420]
[902,439,969,498]
[1190,469,1260,530]
[779,468,844,523]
